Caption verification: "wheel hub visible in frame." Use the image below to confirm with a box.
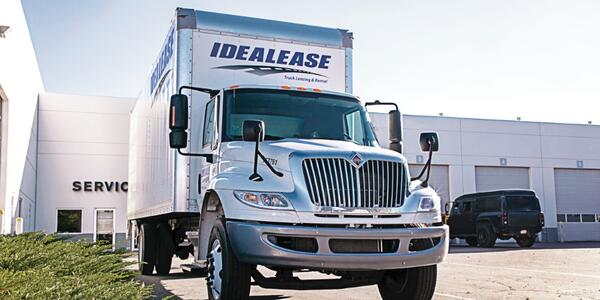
[207,239,223,299]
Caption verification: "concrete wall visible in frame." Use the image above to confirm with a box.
[0,0,45,234]
[370,113,600,241]
[35,93,135,242]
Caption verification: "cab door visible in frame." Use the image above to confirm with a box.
[198,93,221,195]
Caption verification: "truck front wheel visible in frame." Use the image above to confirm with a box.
[206,219,252,300]
[378,265,437,300]
[138,222,156,275]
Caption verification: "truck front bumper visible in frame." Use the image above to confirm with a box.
[226,221,449,271]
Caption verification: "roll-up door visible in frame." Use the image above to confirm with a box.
[475,167,530,192]
[555,169,600,242]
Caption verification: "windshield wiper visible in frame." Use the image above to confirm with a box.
[263,134,285,140]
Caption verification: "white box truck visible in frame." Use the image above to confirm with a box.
[128,8,448,299]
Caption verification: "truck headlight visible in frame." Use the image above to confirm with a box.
[233,191,291,210]
[419,197,437,211]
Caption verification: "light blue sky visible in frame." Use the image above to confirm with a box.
[22,0,600,124]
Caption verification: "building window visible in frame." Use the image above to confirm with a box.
[556,214,566,223]
[566,214,581,223]
[581,214,596,222]
[57,210,82,233]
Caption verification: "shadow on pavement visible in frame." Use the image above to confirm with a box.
[450,242,600,254]
[137,274,181,300]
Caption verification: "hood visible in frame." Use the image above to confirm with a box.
[220,139,406,172]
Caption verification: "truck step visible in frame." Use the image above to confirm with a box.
[181,263,207,275]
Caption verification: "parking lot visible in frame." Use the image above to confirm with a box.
[137,242,600,300]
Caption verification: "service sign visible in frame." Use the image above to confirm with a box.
[192,31,347,92]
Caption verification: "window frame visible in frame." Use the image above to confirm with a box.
[56,208,83,234]
[202,97,216,149]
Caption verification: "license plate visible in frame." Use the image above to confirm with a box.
[520,229,528,234]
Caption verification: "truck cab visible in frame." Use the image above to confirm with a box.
[163,84,448,299]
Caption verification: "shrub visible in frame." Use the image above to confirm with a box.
[0,232,151,299]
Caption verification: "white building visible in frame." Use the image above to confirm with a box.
[371,113,600,242]
[0,0,44,235]
[1,1,598,246]
[35,93,134,248]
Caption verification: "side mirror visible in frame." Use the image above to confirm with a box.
[388,110,403,153]
[419,132,439,152]
[169,94,189,149]
[243,120,265,142]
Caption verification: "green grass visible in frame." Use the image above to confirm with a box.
[0,232,151,300]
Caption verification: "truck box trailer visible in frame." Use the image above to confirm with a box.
[128,8,448,299]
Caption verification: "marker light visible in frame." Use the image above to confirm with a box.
[281,85,291,90]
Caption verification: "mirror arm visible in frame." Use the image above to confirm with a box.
[364,100,399,111]
[177,148,214,163]
[248,126,284,181]
[258,151,283,177]
[410,139,434,185]
[178,85,220,97]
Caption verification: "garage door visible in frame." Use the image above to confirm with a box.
[475,167,530,192]
[555,169,600,242]
[409,164,450,210]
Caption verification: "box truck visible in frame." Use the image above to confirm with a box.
[128,8,448,299]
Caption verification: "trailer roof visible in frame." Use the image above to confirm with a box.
[176,8,353,48]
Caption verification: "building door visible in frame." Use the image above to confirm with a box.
[555,169,600,242]
[94,209,115,248]
[475,167,530,192]
[409,164,450,211]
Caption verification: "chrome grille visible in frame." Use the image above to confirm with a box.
[302,158,406,208]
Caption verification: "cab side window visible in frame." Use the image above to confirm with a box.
[203,99,216,148]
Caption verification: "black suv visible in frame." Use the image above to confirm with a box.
[447,190,544,248]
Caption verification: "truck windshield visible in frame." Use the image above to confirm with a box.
[506,196,540,211]
[222,89,379,146]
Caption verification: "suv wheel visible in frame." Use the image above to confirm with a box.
[378,265,437,300]
[206,219,252,300]
[466,237,478,247]
[516,235,535,248]
[477,225,496,248]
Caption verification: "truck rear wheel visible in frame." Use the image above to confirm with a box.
[516,235,535,248]
[477,224,496,248]
[155,222,175,276]
[206,219,252,300]
[378,265,437,300]
[138,222,156,275]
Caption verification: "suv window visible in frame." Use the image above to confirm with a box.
[506,196,540,211]
[462,201,472,213]
[476,196,501,212]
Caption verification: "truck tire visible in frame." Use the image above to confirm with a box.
[155,222,175,276]
[477,224,496,248]
[516,235,535,248]
[378,265,437,300]
[138,222,156,275]
[206,219,252,300]
[466,237,478,247]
